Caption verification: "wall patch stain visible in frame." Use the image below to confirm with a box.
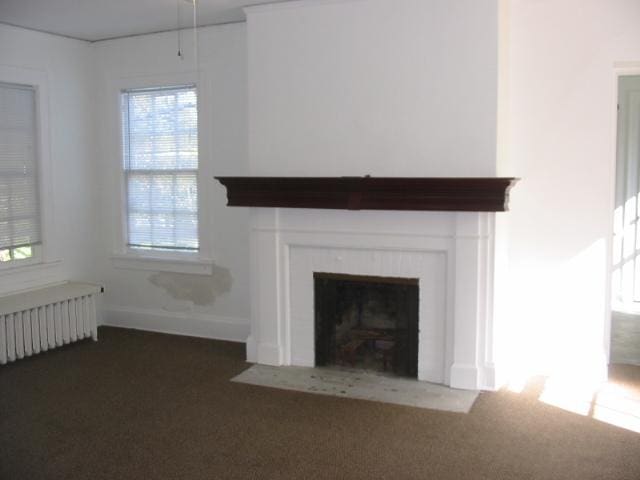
[148,266,232,306]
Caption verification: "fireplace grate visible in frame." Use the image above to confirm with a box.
[314,273,419,378]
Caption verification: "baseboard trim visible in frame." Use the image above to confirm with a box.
[449,363,480,390]
[257,342,282,365]
[103,305,250,343]
[479,363,499,391]
[246,335,257,362]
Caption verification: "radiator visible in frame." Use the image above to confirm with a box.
[0,282,102,365]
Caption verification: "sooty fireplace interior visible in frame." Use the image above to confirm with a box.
[314,273,419,378]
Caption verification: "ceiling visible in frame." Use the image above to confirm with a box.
[0,0,294,42]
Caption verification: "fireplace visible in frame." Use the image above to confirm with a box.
[314,273,419,378]
[238,207,497,390]
[215,176,517,391]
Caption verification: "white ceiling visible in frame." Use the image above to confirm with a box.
[0,0,294,42]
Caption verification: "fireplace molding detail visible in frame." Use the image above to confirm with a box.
[215,176,518,212]
[246,208,498,391]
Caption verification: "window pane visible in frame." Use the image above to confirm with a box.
[122,85,199,251]
[128,212,152,247]
[12,245,32,260]
[123,86,198,171]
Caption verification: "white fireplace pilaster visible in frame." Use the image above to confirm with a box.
[247,208,497,391]
[450,213,494,390]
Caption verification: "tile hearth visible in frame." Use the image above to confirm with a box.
[232,365,479,413]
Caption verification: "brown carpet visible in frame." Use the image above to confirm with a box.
[1,327,639,480]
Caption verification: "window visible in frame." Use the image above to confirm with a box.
[121,85,199,253]
[0,82,40,265]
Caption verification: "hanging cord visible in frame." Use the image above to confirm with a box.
[177,0,183,59]
[192,0,198,69]
[176,1,197,65]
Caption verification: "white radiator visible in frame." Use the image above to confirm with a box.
[0,282,102,365]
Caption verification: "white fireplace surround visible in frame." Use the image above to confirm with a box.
[246,207,497,391]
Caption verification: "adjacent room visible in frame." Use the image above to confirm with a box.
[1,0,639,478]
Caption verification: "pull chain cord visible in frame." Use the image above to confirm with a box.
[177,0,182,59]
[192,0,198,69]
[177,0,197,63]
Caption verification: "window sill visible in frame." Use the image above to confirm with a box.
[110,252,214,275]
[0,258,61,275]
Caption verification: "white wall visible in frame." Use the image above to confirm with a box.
[247,0,499,176]
[93,25,251,342]
[5,0,637,380]
[0,24,97,295]
[503,0,640,379]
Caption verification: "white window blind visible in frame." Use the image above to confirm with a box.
[0,82,41,252]
[121,85,199,252]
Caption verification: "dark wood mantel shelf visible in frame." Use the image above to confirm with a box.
[214,176,519,212]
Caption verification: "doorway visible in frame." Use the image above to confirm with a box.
[611,75,640,366]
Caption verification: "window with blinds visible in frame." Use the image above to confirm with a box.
[121,85,199,252]
[0,82,40,263]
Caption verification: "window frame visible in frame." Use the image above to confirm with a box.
[121,84,200,253]
[110,73,213,275]
[0,66,57,275]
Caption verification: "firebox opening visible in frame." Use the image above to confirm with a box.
[314,273,419,378]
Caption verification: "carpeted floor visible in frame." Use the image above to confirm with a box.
[1,327,639,480]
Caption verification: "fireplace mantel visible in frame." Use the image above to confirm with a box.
[215,176,518,212]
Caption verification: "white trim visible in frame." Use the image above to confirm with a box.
[450,363,480,390]
[251,226,489,240]
[110,252,214,275]
[0,258,61,276]
[255,341,282,365]
[249,208,496,391]
[613,61,640,76]
[108,71,213,263]
[481,363,498,391]
[244,0,369,16]
[246,334,257,362]
[103,304,249,343]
